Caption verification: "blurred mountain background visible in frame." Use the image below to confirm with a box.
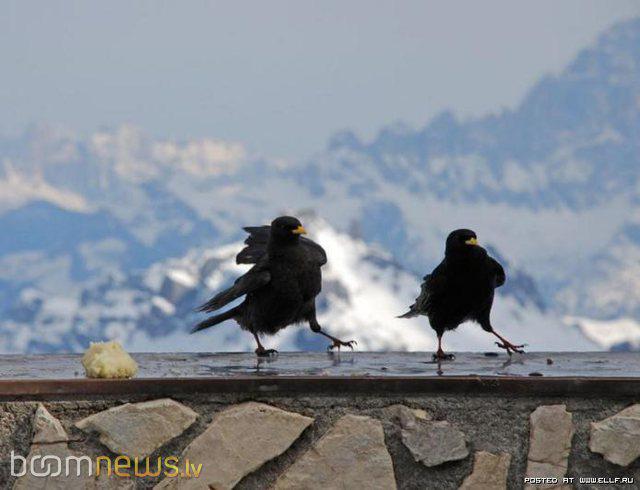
[0,14,639,353]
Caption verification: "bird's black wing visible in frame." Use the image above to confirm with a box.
[300,236,327,265]
[398,263,447,318]
[236,225,327,266]
[197,261,271,313]
[489,257,506,288]
[236,226,271,264]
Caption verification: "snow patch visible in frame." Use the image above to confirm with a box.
[566,316,640,350]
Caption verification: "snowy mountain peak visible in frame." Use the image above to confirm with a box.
[566,17,640,83]
[0,216,590,354]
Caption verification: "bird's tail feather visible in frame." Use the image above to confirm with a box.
[191,306,240,333]
[197,287,237,313]
[397,307,419,319]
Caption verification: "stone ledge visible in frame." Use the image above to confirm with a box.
[2,352,639,379]
[1,376,639,400]
[1,352,640,400]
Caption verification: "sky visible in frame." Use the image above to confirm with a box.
[2,1,639,159]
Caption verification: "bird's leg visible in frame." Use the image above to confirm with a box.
[492,331,525,355]
[322,331,358,351]
[253,333,278,357]
[309,319,357,351]
[433,334,455,361]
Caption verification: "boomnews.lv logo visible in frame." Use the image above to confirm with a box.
[11,452,203,478]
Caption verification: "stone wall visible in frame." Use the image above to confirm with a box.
[1,392,639,489]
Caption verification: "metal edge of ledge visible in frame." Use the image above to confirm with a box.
[0,376,639,399]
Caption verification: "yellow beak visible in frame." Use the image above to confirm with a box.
[292,225,307,235]
[465,237,478,245]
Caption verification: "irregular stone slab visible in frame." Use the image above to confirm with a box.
[14,404,133,490]
[31,404,69,444]
[459,451,511,490]
[589,403,640,466]
[76,398,198,459]
[155,402,313,490]
[391,405,468,467]
[274,414,396,490]
[525,404,574,490]
[385,404,431,429]
[403,419,469,467]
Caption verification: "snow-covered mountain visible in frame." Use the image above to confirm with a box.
[0,217,592,354]
[0,18,639,352]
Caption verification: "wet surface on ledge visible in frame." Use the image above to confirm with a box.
[0,351,638,379]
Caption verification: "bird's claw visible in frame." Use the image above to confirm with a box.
[255,348,279,357]
[494,341,526,355]
[327,339,357,351]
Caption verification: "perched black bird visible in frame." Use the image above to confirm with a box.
[399,229,525,359]
[192,216,356,356]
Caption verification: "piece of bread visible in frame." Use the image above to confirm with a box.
[82,341,138,379]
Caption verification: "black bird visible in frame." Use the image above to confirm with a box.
[192,216,357,356]
[399,229,525,359]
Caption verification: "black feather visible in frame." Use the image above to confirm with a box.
[197,267,270,312]
[191,306,240,333]
[194,217,329,343]
[236,226,271,264]
[236,225,327,266]
[399,229,510,351]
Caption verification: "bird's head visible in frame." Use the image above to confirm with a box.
[270,216,307,244]
[445,229,479,254]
